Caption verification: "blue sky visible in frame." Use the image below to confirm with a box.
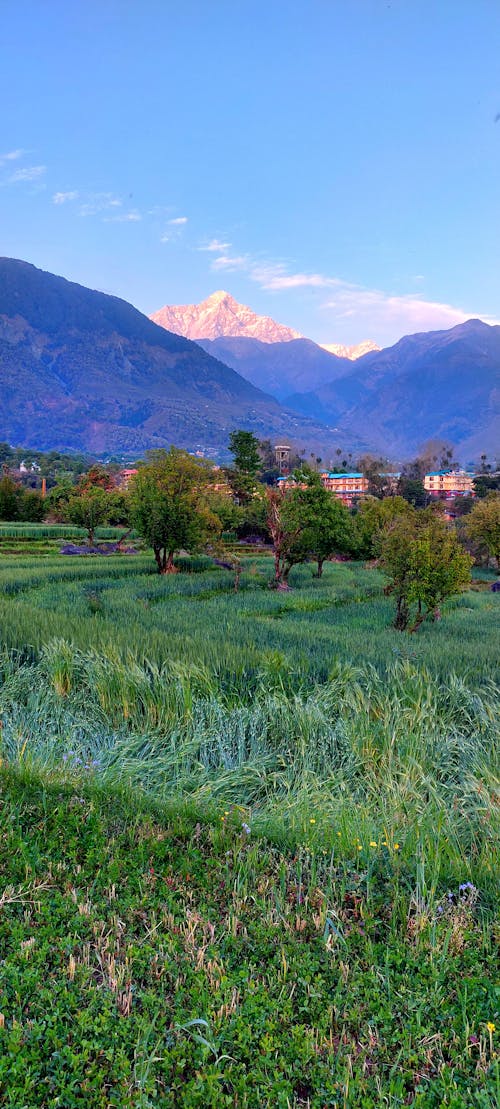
[1,0,499,346]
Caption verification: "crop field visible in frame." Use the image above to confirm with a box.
[0,548,498,1106]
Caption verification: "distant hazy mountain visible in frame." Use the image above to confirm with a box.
[197,335,354,401]
[287,319,500,459]
[151,290,302,343]
[320,339,381,360]
[0,259,330,455]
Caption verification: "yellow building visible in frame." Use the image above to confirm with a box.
[424,469,475,497]
[320,471,369,503]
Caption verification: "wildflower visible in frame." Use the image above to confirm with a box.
[369,841,378,848]
[394,843,400,851]
[309,818,316,824]
[242,823,251,835]
[487,1022,496,1033]
[337,832,341,837]
[357,844,362,851]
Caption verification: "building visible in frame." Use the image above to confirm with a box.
[320,471,369,504]
[274,444,291,474]
[116,468,139,489]
[424,469,475,498]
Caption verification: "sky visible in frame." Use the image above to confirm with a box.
[1,0,500,347]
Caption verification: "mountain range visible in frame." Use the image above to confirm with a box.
[152,295,500,459]
[0,259,329,456]
[0,258,498,461]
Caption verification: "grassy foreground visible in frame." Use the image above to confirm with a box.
[0,553,498,1105]
[0,768,498,1108]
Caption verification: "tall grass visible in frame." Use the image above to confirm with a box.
[1,640,497,902]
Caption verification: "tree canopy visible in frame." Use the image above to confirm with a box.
[465,493,500,569]
[130,448,220,572]
[379,508,472,630]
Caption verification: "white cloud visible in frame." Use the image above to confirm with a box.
[168,216,188,225]
[9,164,46,183]
[0,149,25,166]
[104,210,142,223]
[79,193,123,216]
[53,190,80,204]
[198,238,231,252]
[252,265,342,290]
[198,231,500,343]
[211,253,249,272]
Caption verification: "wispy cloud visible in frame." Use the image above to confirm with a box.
[9,164,46,183]
[104,210,142,223]
[160,215,189,243]
[201,235,498,341]
[79,193,122,216]
[212,253,248,272]
[322,287,499,335]
[198,238,231,253]
[0,149,26,166]
[53,190,80,204]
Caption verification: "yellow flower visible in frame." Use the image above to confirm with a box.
[394,843,400,851]
[487,1022,496,1033]
[357,844,362,851]
[337,831,341,837]
[370,841,378,847]
[309,818,316,824]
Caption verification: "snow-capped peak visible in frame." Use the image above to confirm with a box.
[150,292,302,343]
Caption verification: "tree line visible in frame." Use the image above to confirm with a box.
[1,431,499,632]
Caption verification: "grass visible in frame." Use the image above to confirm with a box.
[0,551,498,1105]
[0,768,498,1108]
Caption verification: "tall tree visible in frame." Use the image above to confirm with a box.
[226,430,261,503]
[229,430,261,476]
[130,448,220,573]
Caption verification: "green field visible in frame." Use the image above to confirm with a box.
[0,549,498,1106]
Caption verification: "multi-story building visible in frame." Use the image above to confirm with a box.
[424,469,475,498]
[320,471,369,504]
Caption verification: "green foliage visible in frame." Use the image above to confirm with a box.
[0,474,20,520]
[465,493,500,569]
[0,766,498,1107]
[131,448,221,573]
[228,429,261,476]
[0,474,46,523]
[380,508,473,630]
[353,495,413,559]
[288,472,354,576]
[0,545,497,1105]
[66,487,123,546]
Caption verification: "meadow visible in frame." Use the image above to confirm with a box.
[0,543,498,1106]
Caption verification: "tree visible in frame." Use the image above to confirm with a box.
[286,472,354,577]
[17,490,45,522]
[226,430,261,503]
[265,487,307,588]
[130,448,220,573]
[66,486,119,546]
[229,430,261,476]
[353,495,413,559]
[379,509,472,631]
[78,464,116,492]
[0,473,23,520]
[465,494,500,570]
[397,477,428,508]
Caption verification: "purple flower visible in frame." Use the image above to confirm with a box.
[242,823,251,835]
